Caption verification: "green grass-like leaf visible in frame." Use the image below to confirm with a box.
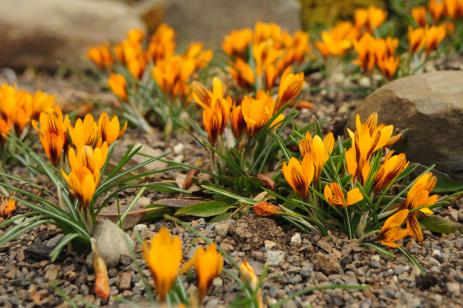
[175,200,234,217]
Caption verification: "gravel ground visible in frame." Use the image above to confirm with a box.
[1,211,462,307]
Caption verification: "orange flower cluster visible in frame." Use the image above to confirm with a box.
[143,227,223,303]
[0,84,56,142]
[315,6,387,58]
[407,0,462,54]
[282,114,398,197]
[192,72,304,144]
[151,55,197,99]
[87,25,212,101]
[114,29,147,79]
[33,106,126,206]
[346,114,439,248]
[282,131,334,197]
[87,43,113,71]
[408,25,447,54]
[354,6,388,33]
[316,22,358,58]
[379,173,438,247]
[280,112,439,248]
[223,22,310,90]
[346,113,401,185]
[416,0,463,24]
[353,33,400,79]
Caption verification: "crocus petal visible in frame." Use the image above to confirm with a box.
[346,188,364,206]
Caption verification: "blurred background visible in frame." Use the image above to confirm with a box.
[0,0,420,71]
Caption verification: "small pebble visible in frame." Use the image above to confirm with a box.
[290,233,302,245]
[214,221,230,237]
[212,277,223,287]
[118,272,132,290]
[266,250,285,266]
[264,240,276,250]
[447,282,460,295]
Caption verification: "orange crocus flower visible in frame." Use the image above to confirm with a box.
[86,43,113,70]
[324,182,363,207]
[97,112,127,145]
[229,58,255,89]
[423,25,446,54]
[143,227,182,302]
[377,55,400,79]
[0,198,16,218]
[276,71,304,109]
[189,244,223,302]
[282,155,314,197]
[241,92,282,135]
[107,74,128,101]
[147,24,176,63]
[202,98,231,144]
[31,91,56,119]
[298,132,334,181]
[66,113,100,149]
[346,113,400,183]
[444,0,458,18]
[403,172,438,241]
[408,27,426,53]
[152,55,196,98]
[183,42,213,69]
[412,6,428,27]
[373,152,409,192]
[32,107,67,165]
[222,28,253,57]
[378,209,411,248]
[231,104,245,138]
[429,0,445,21]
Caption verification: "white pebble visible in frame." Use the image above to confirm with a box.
[173,143,184,154]
[432,249,442,258]
[290,233,302,244]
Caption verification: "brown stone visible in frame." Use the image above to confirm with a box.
[118,272,132,290]
[314,252,341,275]
[45,265,60,281]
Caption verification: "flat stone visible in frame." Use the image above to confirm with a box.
[118,272,132,290]
[266,250,285,266]
[46,234,63,248]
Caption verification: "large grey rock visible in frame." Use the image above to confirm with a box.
[164,0,300,47]
[92,220,134,268]
[0,0,144,69]
[351,71,463,179]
